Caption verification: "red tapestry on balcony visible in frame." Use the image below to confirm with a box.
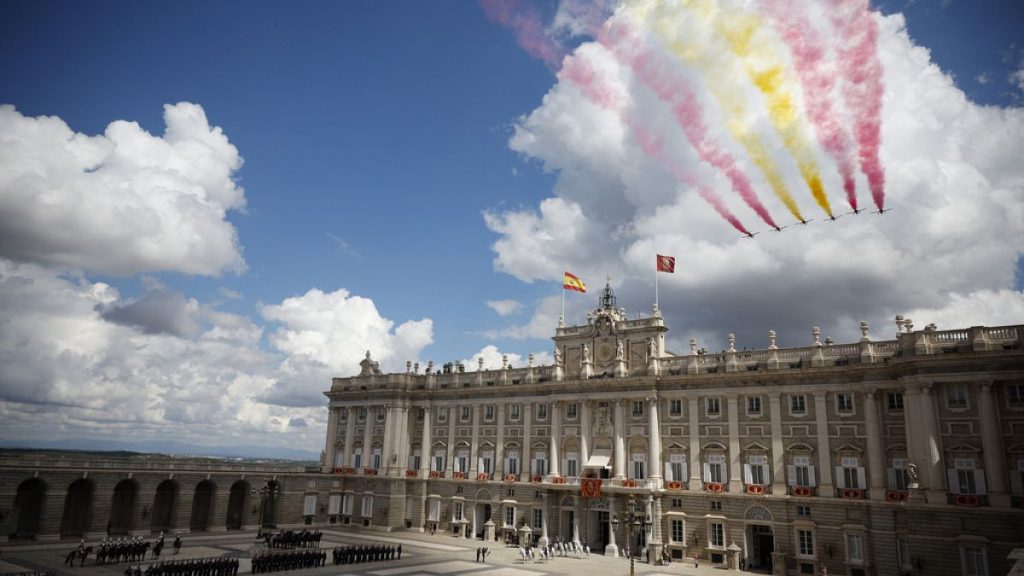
[581,478,602,499]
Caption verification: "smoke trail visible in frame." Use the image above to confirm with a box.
[714,9,834,218]
[831,0,886,210]
[637,1,806,222]
[480,0,565,70]
[560,52,753,236]
[600,17,779,229]
[761,0,859,211]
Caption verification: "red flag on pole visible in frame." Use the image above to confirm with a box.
[657,254,675,273]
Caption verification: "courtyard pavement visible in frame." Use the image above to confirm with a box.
[0,529,749,576]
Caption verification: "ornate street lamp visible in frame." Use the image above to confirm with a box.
[611,495,650,576]
[250,483,278,536]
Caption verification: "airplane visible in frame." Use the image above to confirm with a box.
[770,224,788,232]
[742,231,760,239]
[796,218,814,225]
[825,213,843,222]
[875,207,893,215]
[845,207,865,216]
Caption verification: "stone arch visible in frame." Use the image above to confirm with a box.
[151,479,179,533]
[60,477,95,538]
[744,505,773,523]
[189,479,216,531]
[109,479,138,535]
[225,480,249,530]
[9,477,47,539]
[473,488,493,502]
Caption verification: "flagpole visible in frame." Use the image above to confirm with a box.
[655,258,659,311]
[561,282,566,326]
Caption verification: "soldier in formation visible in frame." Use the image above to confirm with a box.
[329,544,400,565]
[143,556,239,576]
[250,549,326,573]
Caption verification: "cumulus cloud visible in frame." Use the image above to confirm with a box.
[488,10,1024,350]
[463,344,553,371]
[98,279,201,337]
[486,299,523,316]
[0,103,246,277]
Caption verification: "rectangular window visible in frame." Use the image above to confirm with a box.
[533,509,543,529]
[504,506,515,526]
[887,392,904,411]
[481,450,494,474]
[303,494,317,516]
[791,395,806,415]
[668,453,686,482]
[437,406,448,423]
[837,393,854,413]
[706,397,721,416]
[358,408,367,423]
[352,451,363,469]
[1009,384,1024,407]
[838,456,864,489]
[747,455,767,485]
[947,384,968,409]
[709,523,724,548]
[537,403,548,420]
[510,404,521,420]
[372,447,382,470]
[710,500,722,511]
[964,545,988,576]
[632,400,644,417]
[361,495,374,517]
[669,399,682,417]
[747,396,762,415]
[790,455,814,487]
[461,406,471,421]
[506,450,520,475]
[565,452,578,477]
[797,505,810,517]
[707,454,725,484]
[671,519,684,543]
[428,499,440,521]
[416,408,424,421]
[847,533,864,563]
[632,453,646,480]
[484,405,495,421]
[798,530,814,557]
[454,501,464,521]
[567,403,578,419]
[456,449,469,473]
[410,449,422,471]
[328,494,341,515]
[953,459,980,495]
[889,458,909,490]
[533,452,547,476]
[342,494,353,515]
[339,408,348,422]
[896,538,910,570]
[376,409,385,423]
[432,449,445,472]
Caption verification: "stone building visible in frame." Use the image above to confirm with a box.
[322,283,1024,575]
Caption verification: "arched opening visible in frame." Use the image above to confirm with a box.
[261,481,280,528]
[60,478,94,538]
[151,480,178,533]
[226,481,249,530]
[109,479,137,535]
[10,478,47,539]
[189,480,216,532]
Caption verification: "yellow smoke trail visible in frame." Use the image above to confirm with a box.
[629,0,806,222]
[716,7,833,217]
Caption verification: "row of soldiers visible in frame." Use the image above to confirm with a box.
[139,557,238,576]
[263,530,322,549]
[331,544,402,565]
[96,536,150,564]
[250,550,326,573]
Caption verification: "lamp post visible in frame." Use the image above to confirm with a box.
[611,495,650,576]
[250,483,277,536]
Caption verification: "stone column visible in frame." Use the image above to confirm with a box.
[343,409,356,468]
[688,397,702,490]
[813,392,835,497]
[918,384,946,503]
[580,400,592,471]
[549,401,561,477]
[651,495,664,563]
[903,385,924,488]
[420,405,433,478]
[521,404,533,481]
[605,495,619,557]
[397,403,411,475]
[362,406,374,470]
[863,390,886,500]
[323,406,340,472]
[383,403,398,477]
[614,400,627,480]
[445,409,456,479]
[648,396,663,487]
[978,382,1010,506]
[495,404,506,477]
[727,395,742,492]
[470,404,481,475]
[768,393,786,495]
[539,492,550,547]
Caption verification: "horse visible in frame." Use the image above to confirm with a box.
[152,540,164,559]
[65,545,93,567]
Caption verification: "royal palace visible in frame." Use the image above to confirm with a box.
[3,283,1024,576]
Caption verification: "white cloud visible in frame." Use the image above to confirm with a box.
[219,286,243,300]
[486,10,1024,350]
[463,345,553,371]
[0,103,246,277]
[486,299,523,316]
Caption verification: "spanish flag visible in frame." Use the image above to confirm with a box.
[657,254,675,273]
[563,271,586,293]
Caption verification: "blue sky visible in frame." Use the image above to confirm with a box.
[1,1,1023,457]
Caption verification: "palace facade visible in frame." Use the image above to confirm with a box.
[322,283,1024,575]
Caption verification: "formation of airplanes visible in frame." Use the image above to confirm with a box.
[742,208,892,239]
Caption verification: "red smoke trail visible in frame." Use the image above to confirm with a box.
[762,0,859,211]
[480,0,565,71]
[561,52,752,236]
[601,18,779,229]
[832,0,886,210]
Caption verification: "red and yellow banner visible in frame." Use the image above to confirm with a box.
[657,254,675,273]
[563,271,586,293]
[581,478,602,499]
